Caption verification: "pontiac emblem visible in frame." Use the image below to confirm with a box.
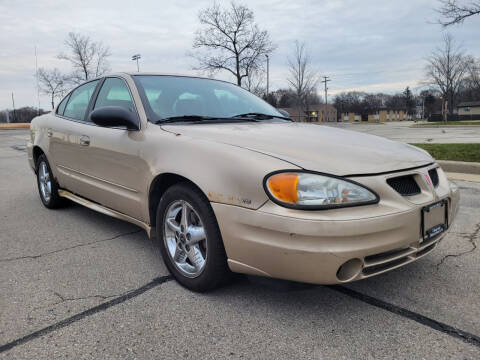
[424,173,433,187]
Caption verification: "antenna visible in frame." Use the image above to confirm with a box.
[35,46,40,115]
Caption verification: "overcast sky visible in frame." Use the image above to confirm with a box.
[1,0,479,109]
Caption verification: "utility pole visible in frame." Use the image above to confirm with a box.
[422,96,425,121]
[321,76,330,122]
[265,54,269,97]
[132,54,141,72]
[11,92,17,123]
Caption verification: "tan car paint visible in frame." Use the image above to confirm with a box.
[162,121,433,176]
[27,73,459,285]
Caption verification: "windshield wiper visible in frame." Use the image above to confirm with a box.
[158,115,219,124]
[158,114,261,124]
[231,112,290,120]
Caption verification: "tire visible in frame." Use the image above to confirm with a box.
[156,183,231,292]
[36,154,65,209]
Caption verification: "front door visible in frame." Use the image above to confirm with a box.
[64,77,148,219]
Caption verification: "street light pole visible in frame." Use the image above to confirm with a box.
[265,54,269,97]
[11,92,16,123]
[131,54,141,72]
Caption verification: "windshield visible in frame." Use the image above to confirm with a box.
[133,75,285,122]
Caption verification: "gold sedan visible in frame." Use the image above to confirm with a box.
[27,74,459,291]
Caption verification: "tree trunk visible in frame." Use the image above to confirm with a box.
[235,52,241,86]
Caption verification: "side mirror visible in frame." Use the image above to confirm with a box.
[90,106,140,130]
[277,109,290,118]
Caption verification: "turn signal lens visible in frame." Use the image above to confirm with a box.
[267,173,299,203]
[264,171,378,209]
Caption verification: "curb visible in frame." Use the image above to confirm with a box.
[0,123,30,130]
[410,125,480,128]
[445,172,480,183]
[438,160,480,175]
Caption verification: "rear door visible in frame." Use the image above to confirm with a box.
[49,80,100,190]
[63,77,147,219]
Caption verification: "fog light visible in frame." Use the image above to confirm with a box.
[336,258,362,281]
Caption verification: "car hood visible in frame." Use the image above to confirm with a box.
[161,122,433,176]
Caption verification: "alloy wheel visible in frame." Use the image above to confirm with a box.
[163,200,207,278]
[38,161,52,203]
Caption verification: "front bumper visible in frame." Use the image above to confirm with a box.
[212,166,460,285]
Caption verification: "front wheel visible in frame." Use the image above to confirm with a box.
[156,183,231,292]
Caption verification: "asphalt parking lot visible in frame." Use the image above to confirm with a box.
[1,129,479,359]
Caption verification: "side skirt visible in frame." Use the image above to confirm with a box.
[58,189,155,239]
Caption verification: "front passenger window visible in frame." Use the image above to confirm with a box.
[64,80,99,121]
[94,78,135,112]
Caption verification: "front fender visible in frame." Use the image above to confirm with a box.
[145,128,299,211]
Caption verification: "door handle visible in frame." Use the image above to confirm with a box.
[79,135,90,146]
[47,129,53,137]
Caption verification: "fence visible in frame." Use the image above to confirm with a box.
[428,114,480,122]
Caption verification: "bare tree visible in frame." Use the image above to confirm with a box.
[58,32,111,84]
[286,41,318,121]
[424,34,470,115]
[37,68,68,109]
[244,69,266,97]
[437,0,480,26]
[192,2,275,87]
[466,56,480,89]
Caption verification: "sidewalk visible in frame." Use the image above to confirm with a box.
[438,160,480,175]
[446,172,480,183]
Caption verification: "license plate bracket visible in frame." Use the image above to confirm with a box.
[421,199,449,243]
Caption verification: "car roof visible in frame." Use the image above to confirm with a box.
[107,72,236,86]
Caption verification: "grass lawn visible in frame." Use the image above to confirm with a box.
[413,121,480,127]
[410,143,480,163]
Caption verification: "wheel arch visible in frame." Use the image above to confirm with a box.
[148,172,209,227]
[32,145,46,170]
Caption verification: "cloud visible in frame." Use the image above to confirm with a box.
[0,0,479,109]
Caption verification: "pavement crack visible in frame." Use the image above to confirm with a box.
[52,290,130,303]
[0,229,142,263]
[436,222,480,269]
[1,276,173,354]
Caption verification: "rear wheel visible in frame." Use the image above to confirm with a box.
[156,183,231,292]
[36,154,65,209]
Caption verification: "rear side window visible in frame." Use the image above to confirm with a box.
[56,94,70,116]
[64,80,99,121]
[94,78,134,112]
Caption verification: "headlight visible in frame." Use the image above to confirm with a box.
[264,171,379,209]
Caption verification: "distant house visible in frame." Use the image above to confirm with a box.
[340,112,362,122]
[369,109,409,122]
[280,104,337,122]
[340,108,409,123]
[457,101,480,116]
